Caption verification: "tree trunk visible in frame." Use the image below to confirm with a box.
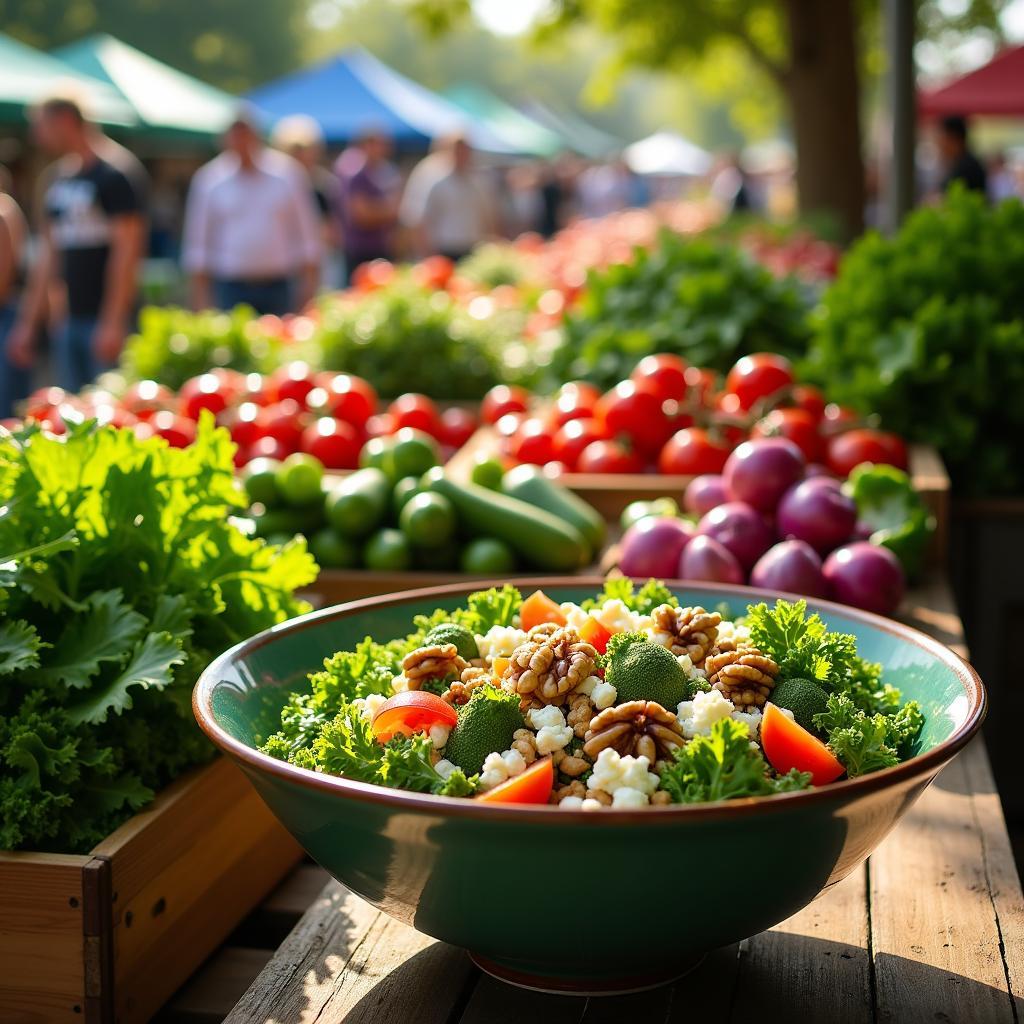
[781,0,865,240]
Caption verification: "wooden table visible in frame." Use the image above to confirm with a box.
[163,579,1024,1024]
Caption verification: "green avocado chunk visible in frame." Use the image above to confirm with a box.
[604,633,691,709]
[769,677,830,734]
[424,622,481,662]
[443,686,524,775]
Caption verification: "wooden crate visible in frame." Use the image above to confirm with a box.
[0,757,302,1024]
[449,427,950,563]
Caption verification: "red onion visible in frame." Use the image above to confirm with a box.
[822,542,905,616]
[678,534,744,585]
[697,501,774,571]
[750,540,829,598]
[724,438,805,512]
[683,474,728,517]
[619,516,696,579]
[776,479,857,554]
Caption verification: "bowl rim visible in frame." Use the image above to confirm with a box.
[193,577,987,824]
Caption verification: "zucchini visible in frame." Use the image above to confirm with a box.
[502,464,606,553]
[424,469,589,571]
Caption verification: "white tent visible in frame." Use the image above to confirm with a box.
[625,131,712,177]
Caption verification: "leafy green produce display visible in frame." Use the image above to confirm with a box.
[807,187,1024,496]
[549,231,813,388]
[0,419,317,852]
[308,284,518,400]
[121,305,283,390]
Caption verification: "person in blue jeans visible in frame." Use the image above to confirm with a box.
[0,170,28,419]
[7,95,147,395]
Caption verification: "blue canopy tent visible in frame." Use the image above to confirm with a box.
[246,48,515,153]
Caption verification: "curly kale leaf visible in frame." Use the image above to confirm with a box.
[658,719,811,803]
[583,578,678,616]
[813,693,924,777]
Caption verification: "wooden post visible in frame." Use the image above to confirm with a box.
[883,0,917,232]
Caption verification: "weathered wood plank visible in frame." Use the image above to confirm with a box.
[161,948,274,1024]
[870,744,1017,1023]
[729,868,872,1024]
[459,976,587,1024]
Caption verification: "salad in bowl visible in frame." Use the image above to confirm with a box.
[260,579,926,809]
[195,578,983,993]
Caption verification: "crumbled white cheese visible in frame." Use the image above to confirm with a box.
[536,724,574,754]
[501,749,526,776]
[591,680,617,710]
[476,746,527,790]
[612,786,650,809]
[676,653,700,678]
[560,602,589,631]
[576,674,599,697]
[716,620,751,648]
[527,705,564,731]
[581,798,605,811]
[428,723,451,749]
[647,628,675,650]
[676,689,735,739]
[587,748,659,797]
[475,625,528,661]
[391,673,410,693]
[592,598,651,635]
[354,693,389,721]
[559,795,585,810]
[434,759,456,779]
[731,707,763,737]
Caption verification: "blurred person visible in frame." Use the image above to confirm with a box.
[936,115,987,195]
[400,133,497,261]
[8,94,147,393]
[538,159,566,237]
[0,165,28,418]
[182,110,321,315]
[988,152,1019,202]
[576,156,644,219]
[710,152,756,216]
[335,128,401,281]
[505,162,544,236]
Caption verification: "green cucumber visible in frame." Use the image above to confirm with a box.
[423,468,589,571]
[501,464,606,553]
[325,468,390,539]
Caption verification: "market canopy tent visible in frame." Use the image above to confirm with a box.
[0,32,136,126]
[517,100,621,159]
[443,83,563,157]
[247,48,514,152]
[53,34,238,142]
[625,130,712,177]
[919,44,1024,117]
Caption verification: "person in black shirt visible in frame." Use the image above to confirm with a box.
[937,115,988,195]
[8,95,147,392]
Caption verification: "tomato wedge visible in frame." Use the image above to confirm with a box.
[520,590,567,632]
[477,756,554,805]
[760,703,845,786]
[371,691,457,743]
[578,616,614,654]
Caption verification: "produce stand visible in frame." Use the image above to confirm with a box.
[148,576,1024,1023]
[449,431,950,563]
[0,758,301,1024]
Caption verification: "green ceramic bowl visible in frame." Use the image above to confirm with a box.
[194,579,985,995]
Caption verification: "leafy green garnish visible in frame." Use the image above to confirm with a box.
[658,719,811,803]
[583,577,678,616]
[308,638,402,709]
[812,693,924,777]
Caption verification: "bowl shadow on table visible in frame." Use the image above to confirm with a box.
[305,931,1014,1023]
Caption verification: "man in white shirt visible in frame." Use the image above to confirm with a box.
[399,133,497,261]
[182,112,321,315]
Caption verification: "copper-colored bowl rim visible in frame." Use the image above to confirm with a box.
[193,577,987,824]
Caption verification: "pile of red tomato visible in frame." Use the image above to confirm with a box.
[482,353,907,479]
[16,365,479,471]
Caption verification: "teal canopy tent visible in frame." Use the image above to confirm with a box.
[443,83,563,157]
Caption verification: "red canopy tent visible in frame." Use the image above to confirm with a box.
[919,44,1024,117]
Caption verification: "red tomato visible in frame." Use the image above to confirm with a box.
[558,380,601,405]
[761,704,845,786]
[371,691,457,744]
[149,410,195,448]
[481,385,530,425]
[179,373,230,421]
[578,617,614,654]
[221,401,265,450]
[495,412,526,440]
[301,417,362,470]
[552,387,597,426]
[595,380,671,455]
[684,366,718,406]
[751,408,824,463]
[440,406,478,448]
[261,399,305,453]
[249,435,289,461]
[726,354,795,411]
[209,367,247,397]
[631,353,689,402]
[411,254,455,290]
[826,429,908,477]
[822,403,861,435]
[270,361,317,407]
[552,417,611,470]
[477,756,554,805]
[520,589,569,631]
[23,386,67,420]
[242,372,274,407]
[365,413,397,437]
[658,428,731,476]
[351,258,396,292]
[576,439,644,474]
[792,385,826,421]
[121,380,173,421]
[510,417,557,466]
[92,404,138,429]
[311,373,377,426]
[388,393,442,437]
